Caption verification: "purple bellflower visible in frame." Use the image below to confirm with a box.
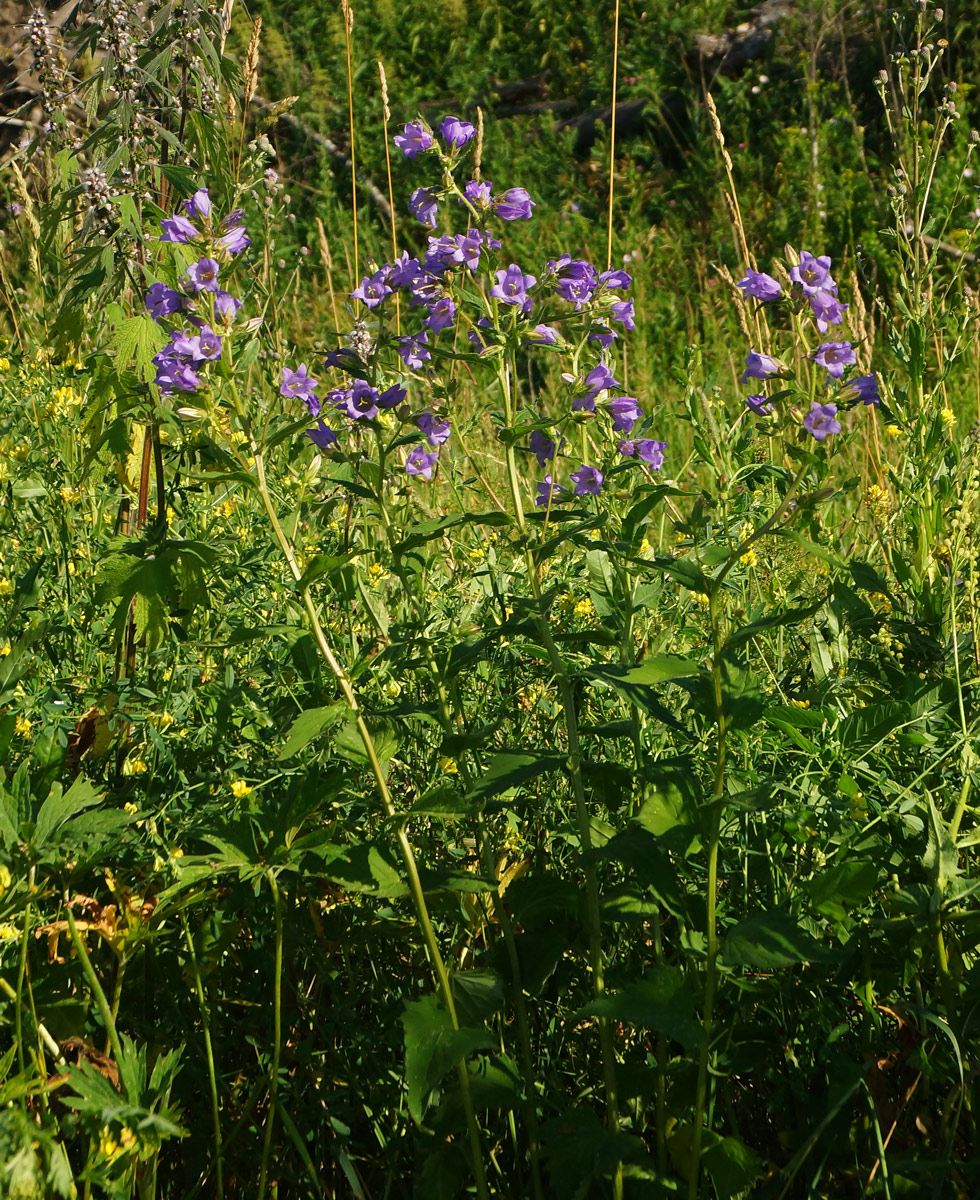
[145,283,183,320]
[397,332,431,370]
[839,373,880,406]
[417,412,451,446]
[804,401,842,441]
[635,439,667,468]
[738,269,782,302]
[409,187,439,228]
[395,120,433,158]
[425,295,457,334]
[281,363,319,403]
[438,114,476,148]
[378,383,407,409]
[406,446,439,479]
[184,188,212,220]
[535,474,566,507]
[352,269,393,309]
[160,214,198,243]
[790,251,835,295]
[186,257,221,293]
[808,290,848,333]
[529,430,557,466]
[746,394,773,416]
[571,465,604,496]
[213,291,242,324]
[305,420,337,449]
[606,396,643,434]
[490,264,536,312]
[493,188,535,221]
[813,341,857,379]
[741,349,783,382]
[460,180,493,209]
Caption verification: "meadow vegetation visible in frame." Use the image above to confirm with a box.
[1,1,980,1197]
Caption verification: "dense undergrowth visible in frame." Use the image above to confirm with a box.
[1,2,979,1198]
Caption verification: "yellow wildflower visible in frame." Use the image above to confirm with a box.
[0,864,11,895]
[0,579,13,596]
[0,357,9,371]
[123,802,139,816]
[885,424,902,437]
[0,922,18,940]
[693,592,710,606]
[14,715,31,738]
[468,546,486,563]
[739,548,758,567]
[0,642,9,657]
[123,758,148,775]
[941,407,955,428]
[440,757,458,775]
[367,561,388,583]
[231,779,252,799]
[573,597,594,619]
[148,711,174,729]
[59,486,83,504]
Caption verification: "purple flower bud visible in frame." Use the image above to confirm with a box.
[438,114,476,149]
[583,362,622,401]
[184,188,212,220]
[378,383,407,409]
[525,324,560,346]
[609,299,635,330]
[838,373,880,406]
[746,394,773,416]
[588,324,618,349]
[599,268,631,289]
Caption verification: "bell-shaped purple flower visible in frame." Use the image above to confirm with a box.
[529,429,557,466]
[160,214,198,243]
[839,373,880,406]
[281,362,319,402]
[184,188,212,220]
[803,401,841,441]
[397,332,431,370]
[737,269,782,302]
[305,420,337,449]
[635,439,667,468]
[186,257,221,293]
[813,341,856,379]
[790,251,835,296]
[406,446,439,479]
[493,188,535,221]
[606,396,643,434]
[394,120,434,158]
[424,295,456,334]
[571,465,604,496]
[145,283,183,320]
[535,474,566,507]
[741,349,783,382]
[351,268,393,310]
[417,412,451,446]
[746,394,773,416]
[438,114,476,148]
[808,290,848,333]
[490,264,537,311]
[409,187,439,228]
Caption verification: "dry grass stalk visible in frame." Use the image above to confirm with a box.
[243,16,262,110]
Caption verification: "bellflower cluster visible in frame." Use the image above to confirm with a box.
[300,114,666,495]
[147,188,249,397]
[737,248,880,442]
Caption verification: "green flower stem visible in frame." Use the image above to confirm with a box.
[250,441,490,1200]
[498,358,623,1200]
[257,870,284,1200]
[183,916,224,1199]
[688,459,810,1199]
[65,906,125,1071]
[374,459,544,1200]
